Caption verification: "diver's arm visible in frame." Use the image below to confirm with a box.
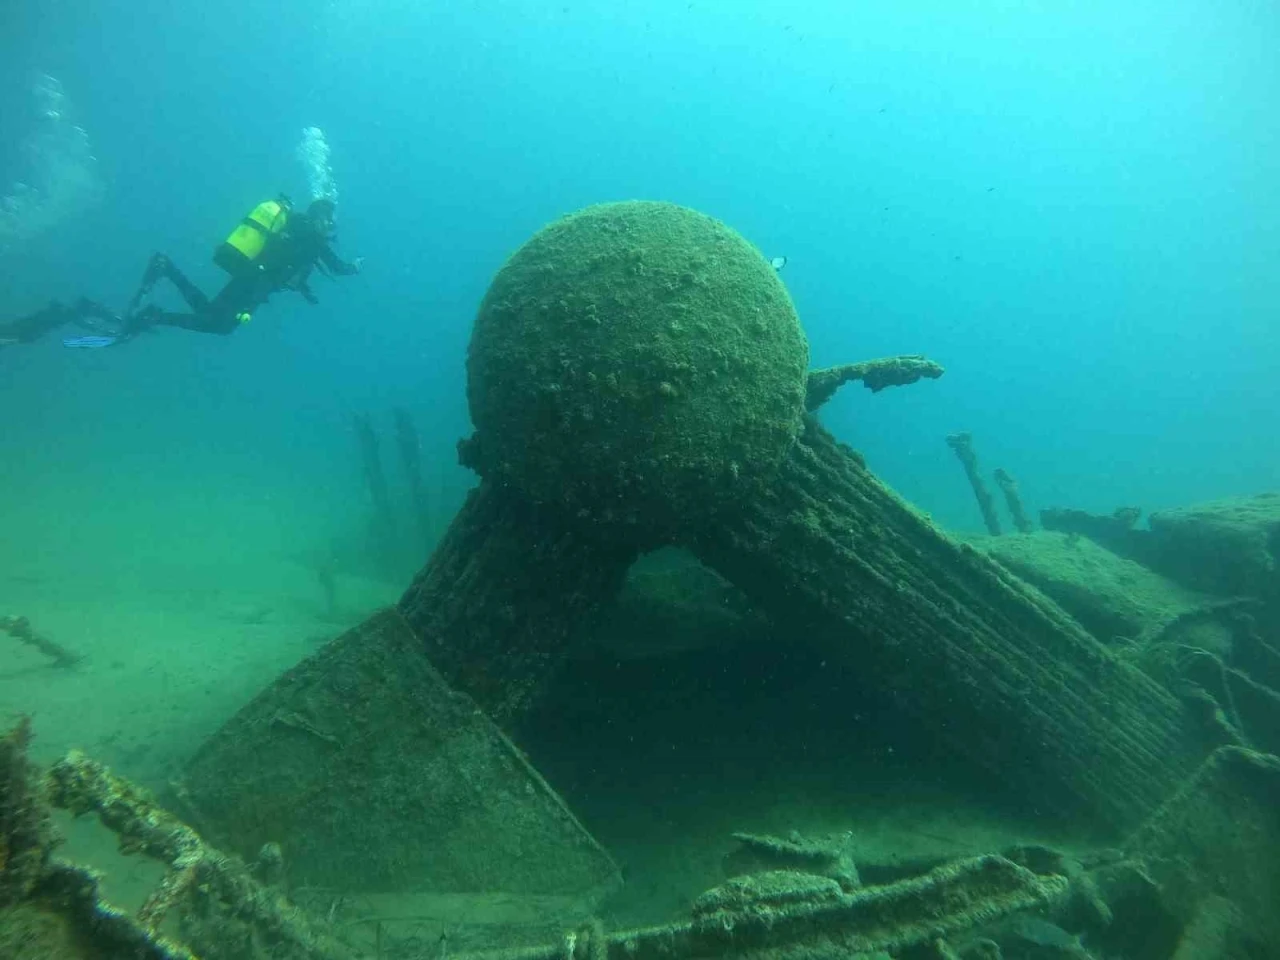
[318,244,362,277]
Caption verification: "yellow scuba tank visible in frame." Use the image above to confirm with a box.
[213,198,290,276]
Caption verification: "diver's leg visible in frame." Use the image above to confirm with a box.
[162,260,211,312]
[129,284,252,337]
[146,308,240,336]
[0,300,76,345]
[202,276,265,329]
[131,310,229,335]
[127,254,169,311]
[117,304,219,337]
[122,275,259,338]
[69,298,123,332]
[128,253,210,313]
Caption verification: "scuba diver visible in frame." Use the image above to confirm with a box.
[0,196,363,349]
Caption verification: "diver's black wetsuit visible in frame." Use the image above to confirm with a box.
[130,209,359,336]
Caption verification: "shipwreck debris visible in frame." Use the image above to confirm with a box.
[1040,506,1146,560]
[946,432,1002,536]
[453,856,1066,960]
[993,467,1033,534]
[1,719,200,959]
[4,719,1091,960]
[179,607,622,898]
[1041,493,1280,605]
[1145,493,1280,601]
[691,415,1208,826]
[1,614,82,668]
[0,718,48,909]
[804,354,944,411]
[1117,746,1280,956]
[395,405,436,552]
[353,410,397,558]
[978,531,1218,648]
[45,749,355,958]
[184,201,1213,894]
[724,831,861,891]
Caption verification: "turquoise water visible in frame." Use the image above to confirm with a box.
[4,1,1276,535]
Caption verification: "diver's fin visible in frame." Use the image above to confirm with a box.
[62,335,121,349]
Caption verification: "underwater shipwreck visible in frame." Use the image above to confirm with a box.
[4,201,1280,959]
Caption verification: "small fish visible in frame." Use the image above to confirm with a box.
[769,256,788,272]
